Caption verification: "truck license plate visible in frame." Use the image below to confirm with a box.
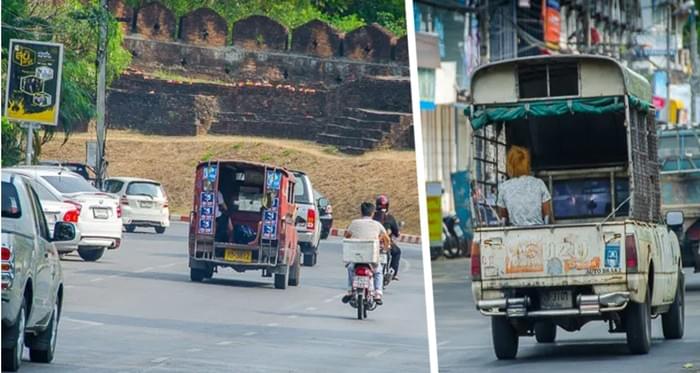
[353,276,370,289]
[540,290,572,309]
[93,208,110,219]
[224,249,252,263]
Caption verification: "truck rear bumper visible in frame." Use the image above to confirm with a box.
[477,291,630,317]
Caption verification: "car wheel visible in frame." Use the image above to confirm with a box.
[288,253,301,287]
[534,321,557,343]
[662,272,685,339]
[491,316,518,359]
[302,252,317,267]
[190,268,205,282]
[155,227,166,234]
[626,286,652,354]
[2,298,26,372]
[274,271,288,290]
[77,247,105,262]
[28,299,60,363]
[124,225,135,233]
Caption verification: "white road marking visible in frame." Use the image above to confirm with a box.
[135,267,155,273]
[186,348,202,353]
[437,340,450,347]
[305,306,317,311]
[266,323,279,327]
[323,294,343,303]
[151,357,169,364]
[89,278,103,282]
[216,341,233,346]
[288,315,299,319]
[157,262,178,269]
[244,332,257,336]
[65,285,75,289]
[63,317,104,327]
[365,348,389,358]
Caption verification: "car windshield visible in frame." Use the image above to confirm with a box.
[103,180,124,194]
[126,182,163,198]
[42,174,98,194]
[2,182,22,218]
[293,175,312,204]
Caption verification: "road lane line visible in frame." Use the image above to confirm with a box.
[365,348,389,358]
[63,317,104,327]
[266,323,279,327]
[157,262,179,269]
[89,278,104,282]
[65,285,75,289]
[437,340,450,347]
[135,267,155,273]
[244,332,257,336]
[216,341,233,346]
[305,306,317,311]
[186,348,202,353]
[151,357,169,363]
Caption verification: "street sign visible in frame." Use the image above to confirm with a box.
[86,140,97,168]
[4,39,64,126]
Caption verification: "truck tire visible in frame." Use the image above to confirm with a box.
[491,316,518,359]
[534,321,557,343]
[302,252,317,267]
[124,225,135,233]
[190,268,205,282]
[274,272,288,289]
[28,299,60,363]
[2,298,26,372]
[626,287,652,354]
[77,247,105,262]
[288,255,301,287]
[662,273,685,339]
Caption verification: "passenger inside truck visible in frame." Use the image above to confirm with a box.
[217,166,264,245]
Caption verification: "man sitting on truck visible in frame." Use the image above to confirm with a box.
[342,202,391,305]
[497,146,554,226]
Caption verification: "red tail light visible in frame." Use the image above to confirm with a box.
[625,234,638,272]
[63,209,80,223]
[471,242,481,280]
[116,205,122,218]
[355,266,372,276]
[307,209,316,230]
[2,246,14,290]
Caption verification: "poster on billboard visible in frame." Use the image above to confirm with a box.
[542,0,561,50]
[4,39,64,126]
[426,182,443,248]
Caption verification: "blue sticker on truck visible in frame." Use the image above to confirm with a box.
[262,222,277,240]
[266,170,281,190]
[605,243,620,268]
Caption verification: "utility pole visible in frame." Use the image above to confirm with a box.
[95,0,108,189]
[666,2,672,125]
[690,5,699,125]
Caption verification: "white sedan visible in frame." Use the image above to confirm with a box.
[10,166,123,262]
[103,177,170,234]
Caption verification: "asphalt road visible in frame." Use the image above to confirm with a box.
[20,222,430,373]
[432,257,700,373]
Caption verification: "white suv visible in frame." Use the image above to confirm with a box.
[103,177,170,234]
[9,167,122,262]
[291,171,322,267]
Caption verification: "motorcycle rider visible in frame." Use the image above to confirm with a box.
[373,195,402,280]
[342,202,391,305]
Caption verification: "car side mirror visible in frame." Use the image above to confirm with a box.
[53,222,77,242]
[318,197,329,209]
[666,211,684,227]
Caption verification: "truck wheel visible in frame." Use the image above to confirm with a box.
[77,247,105,262]
[534,321,557,343]
[124,225,135,233]
[155,227,166,234]
[491,316,518,359]
[626,287,652,354]
[288,255,301,287]
[357,293,364,320]
[302,252,317,267]
[274,272,288,289]
[662,273,685,339]
[28,299,60,363]
[190,268,205,282]
[2,298,26,372]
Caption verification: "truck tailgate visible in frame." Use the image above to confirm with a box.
[478,223,627,289]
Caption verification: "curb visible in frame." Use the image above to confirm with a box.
[329,227,421,244]
[172,215,422,244]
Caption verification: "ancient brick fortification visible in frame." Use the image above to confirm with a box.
[104,1,413,153]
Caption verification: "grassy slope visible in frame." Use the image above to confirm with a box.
[41,131,420,234]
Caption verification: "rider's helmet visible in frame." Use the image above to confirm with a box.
[376,194,389,211]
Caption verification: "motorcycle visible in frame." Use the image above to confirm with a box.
[442,214,471,258]
[349,263,378,320]
[381,222,403,288]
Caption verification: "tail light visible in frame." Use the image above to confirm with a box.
[2,245,14,290]
[625,234,638,272]
[470,241,481,280]
[307,209,316,230]
[355,266,372,276]
[63,200,82,223]
[116,205,122,218]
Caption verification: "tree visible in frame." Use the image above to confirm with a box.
[1,118,23,167]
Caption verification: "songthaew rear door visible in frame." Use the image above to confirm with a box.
[194,161,220,239]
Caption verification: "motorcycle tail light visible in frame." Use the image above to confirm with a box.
[470,241,481,280]
[355,266,372,276]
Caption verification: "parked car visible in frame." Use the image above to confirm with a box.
[314,189,333,239]
[2,172,77,371]
[103,177,170,234]
[3,169,81,255]
[38,161,97,184]
[10,166,122,262]
[292,171,322,267]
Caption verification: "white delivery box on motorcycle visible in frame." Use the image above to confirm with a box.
[342,239,380,263]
